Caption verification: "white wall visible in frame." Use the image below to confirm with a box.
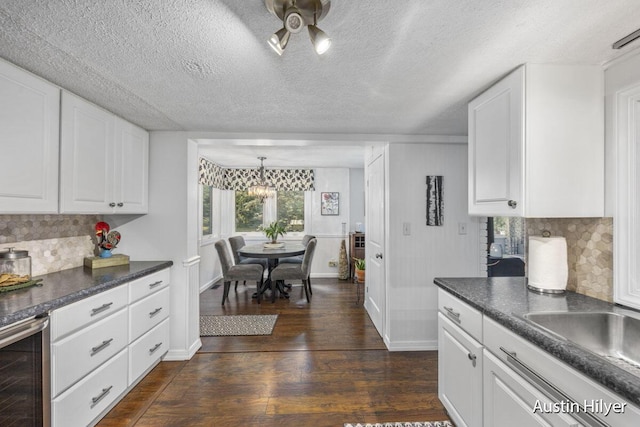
[386,143,483,350]
[107,132,202,360]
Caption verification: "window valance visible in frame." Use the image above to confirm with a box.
[199,158,315,191]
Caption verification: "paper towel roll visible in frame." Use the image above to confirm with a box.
[528,236,568,292]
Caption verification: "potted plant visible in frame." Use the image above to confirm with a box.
[261,221,287,247]
[354,258,365,282]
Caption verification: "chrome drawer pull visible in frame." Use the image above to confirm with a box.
[443,306,461,323]
[149,280,163,289]
[149,342,163,354]
[149,307,163,317]
[90,385,113,408]
[90,302,113,316]
[90,338,114,356]
[468,352,477,367]
[499,347,608,427]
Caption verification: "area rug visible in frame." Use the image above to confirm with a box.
[200,314,278,336]
[344,422,453,427]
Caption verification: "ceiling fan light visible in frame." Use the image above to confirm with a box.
[308,25,331,55]
[268,28,290,55]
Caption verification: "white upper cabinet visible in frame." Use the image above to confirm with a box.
[0,59,60,213]
[114,117,149,214]
[468,64,604,217]
[60,91,148,214]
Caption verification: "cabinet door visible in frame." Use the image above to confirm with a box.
[60,91,115,213]
[468,66,524,216]
[0,59,60,213]
[484,350,580,427]
[438,313,483,427]
[113,117,149,213]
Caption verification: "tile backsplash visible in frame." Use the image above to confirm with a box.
[0,214,100,243]
[526,217,613,302]
[0,215,101,276]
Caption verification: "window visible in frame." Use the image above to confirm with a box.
[488,216,525,256]
[235,190,264,232]
[235,190,305,234]
[277,191,304,232]
[202,185,213,236]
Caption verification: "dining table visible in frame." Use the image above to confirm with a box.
[237,242,306,302]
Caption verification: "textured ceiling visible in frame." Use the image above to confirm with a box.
[1,1,640,164]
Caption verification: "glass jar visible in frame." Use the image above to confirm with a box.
[0,248,32,281]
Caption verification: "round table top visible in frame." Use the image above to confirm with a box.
[238,243,305,258]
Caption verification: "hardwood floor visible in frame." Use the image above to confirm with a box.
[98,278,448,426]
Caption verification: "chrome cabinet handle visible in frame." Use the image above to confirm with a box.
[149,342,163,354]
[90,338,114,356]
[149,307,163,317]
[90,385,113,408]
[443,306,461,323]
[507,200,517,208]
[468,352,477,367]
[149,280,163,289]
[91,302,113,316]
[109,202,116,207]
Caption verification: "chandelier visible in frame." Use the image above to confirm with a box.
[265,0,332,56]
[248,157,276,202]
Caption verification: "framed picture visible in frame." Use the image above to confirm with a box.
[321,192,340,215]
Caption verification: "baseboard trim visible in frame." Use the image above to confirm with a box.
[164,338,202,361]
[386,339,438,352]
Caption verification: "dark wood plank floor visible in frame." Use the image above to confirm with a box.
[98,278,448,426]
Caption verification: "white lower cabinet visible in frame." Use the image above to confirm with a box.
[50,268,171,426]
[52,349,128,427]
[52,307,128,396]
[438,290,640,427]
[129,318,170,385]
[483,350,579,427]
[438,313,483,427]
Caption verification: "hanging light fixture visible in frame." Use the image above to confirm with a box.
[265,0,331,56]
[248,157,276,202]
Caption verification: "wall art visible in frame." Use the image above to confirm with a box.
[321,192,339,215]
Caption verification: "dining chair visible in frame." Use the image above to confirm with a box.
[214,240,265,305]
[279,234,316,293]
[270,238,317,303]
[228,235,268,290]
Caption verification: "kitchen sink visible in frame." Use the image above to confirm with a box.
[523,311,640,373]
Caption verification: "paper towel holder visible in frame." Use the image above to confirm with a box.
[526,231,568,295]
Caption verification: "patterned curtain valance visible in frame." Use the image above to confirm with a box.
[199,157,314,191]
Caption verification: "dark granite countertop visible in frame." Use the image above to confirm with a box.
[434,276,640,407]
[0,261,173,328]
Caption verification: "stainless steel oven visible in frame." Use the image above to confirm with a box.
[0,314,50,427]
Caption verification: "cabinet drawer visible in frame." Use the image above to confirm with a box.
[438,289,483,341]
[52,348,128,427]
[129,318,169,385]
[129,268,170,303]
[51,285,128,341]
[484,316,640,427]
[129,286,170,341]
[52,308,128,396]
[484,350,579,427]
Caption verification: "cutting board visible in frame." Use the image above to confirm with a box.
[84,254,130,269]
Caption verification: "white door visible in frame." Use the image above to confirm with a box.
[365,150,385,337]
